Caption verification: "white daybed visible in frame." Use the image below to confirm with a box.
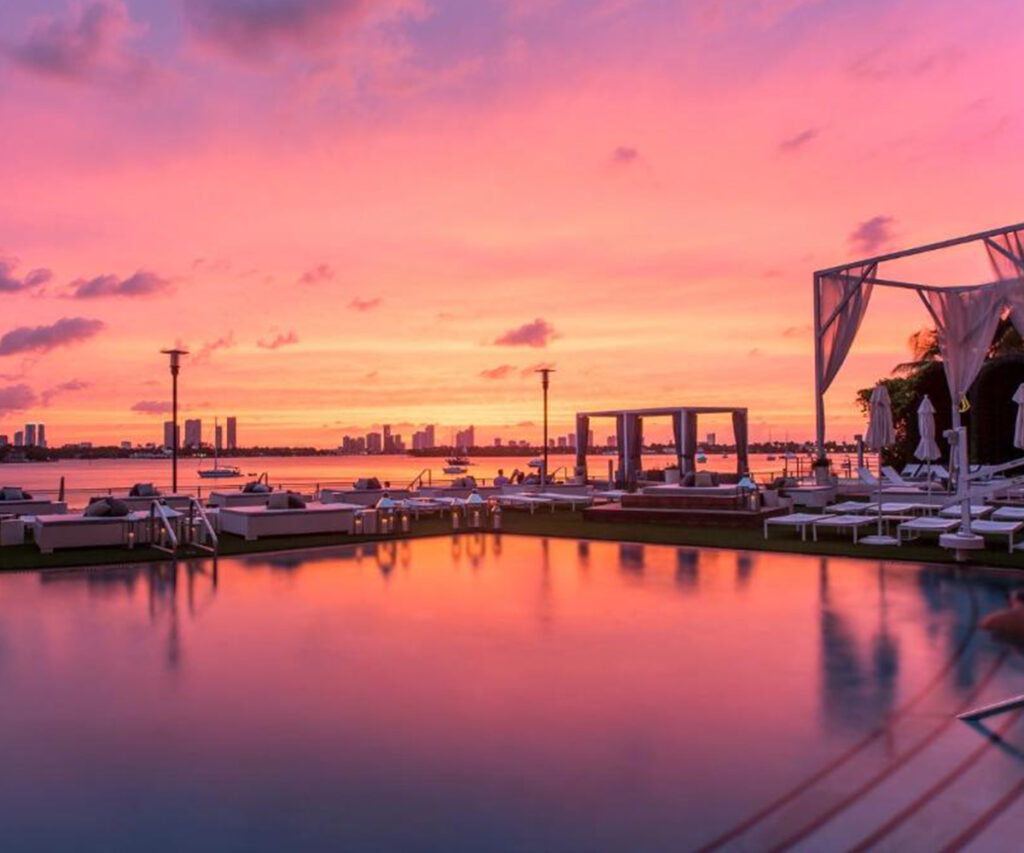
[0,499,68,516]
[33,513,130,554]
[208,490,276,508]
[219,502,362,541]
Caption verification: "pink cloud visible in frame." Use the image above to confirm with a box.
[778,127,818,153]
[0,317,105,357]
[131,400,172,415]
[299,263,335,285]
[0,258,52,294]
[41,378,91,406]
[848,215,896,255]
[192,333,236,363]
[495,319,558,348]
[610,145,639,166]
[183,0,421,61]
[349,297,381,312]
[257,330,299,350]
[0,384,37,416]
[480,364,515,380]
[6,0,152,88]
[69,270,171,298]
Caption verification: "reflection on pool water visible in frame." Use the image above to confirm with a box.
[2,536,1024,851]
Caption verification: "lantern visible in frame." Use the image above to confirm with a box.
[400,509,411,533]
[737,475,759,512]
[376,493,397,535]
[466,489,485,529]
[491,501,503,530]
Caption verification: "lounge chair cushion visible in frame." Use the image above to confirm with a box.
[84,499,111,517]
[694,471,714,487]
[243,481,272,494]
[0,487,26,501]
[268,492,290,509]
[355,478,382,491]
[287,493,307,509]
[129,483,159,497]
[682,472,695,487]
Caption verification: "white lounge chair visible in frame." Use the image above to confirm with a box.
[0,498,68,516]
[533,492,593,510]
[811,514,879,543]
[938,504,994,520]
[219,502,362,541]
[496,494,556,513]
[826,500,874,514]
[970,520,1024,553]
[992,506,1024,522]
[897,517,959,545]
[764,513,831,541]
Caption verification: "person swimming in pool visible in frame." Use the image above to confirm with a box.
[980,590,1024,649]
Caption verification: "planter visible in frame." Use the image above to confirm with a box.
[665,468,681,485]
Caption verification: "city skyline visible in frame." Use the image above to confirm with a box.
[2,1,1022,445]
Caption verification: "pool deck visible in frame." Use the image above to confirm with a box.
[4,510,1024,573]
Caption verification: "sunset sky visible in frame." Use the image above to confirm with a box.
[1,0,1022,447]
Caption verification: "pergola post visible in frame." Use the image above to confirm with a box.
[813,272,827,461]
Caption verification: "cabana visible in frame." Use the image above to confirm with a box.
[813,221,1024,550]
[574,406,749,490]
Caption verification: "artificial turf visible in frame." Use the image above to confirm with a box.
[2,510,1024,573]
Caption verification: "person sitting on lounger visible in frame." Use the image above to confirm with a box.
[494,469,510,486]
[981,590,1024,649]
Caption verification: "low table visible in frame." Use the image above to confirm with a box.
[971,519,1024,552]
[764,513,829,541]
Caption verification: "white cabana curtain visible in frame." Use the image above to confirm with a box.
[1014,384,1024,451]
[915,395,940,462]
[818,264,875,393]
[920,284,1006,405]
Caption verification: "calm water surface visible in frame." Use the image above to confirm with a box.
[2,537,1022,851]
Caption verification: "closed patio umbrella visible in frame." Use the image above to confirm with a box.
[915,395,941,496]
[1014,384,1024,451]
[862,383,897,545]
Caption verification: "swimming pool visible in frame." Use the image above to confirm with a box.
[1,535,1023,851]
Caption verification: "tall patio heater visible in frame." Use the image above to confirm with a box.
[536,368,555,485]
[161,348,188,493]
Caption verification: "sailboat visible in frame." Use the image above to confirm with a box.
[198,417,242,479]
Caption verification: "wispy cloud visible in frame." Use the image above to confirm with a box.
[0,258,52,294]
[41,378,91,406]
[778,127,818,153]
[131,400,172,415]
[182,0,421,62]
[257,330,299,350]
[192,333,236,363]
[610,145,640,166]
[848,215,896,255]
[349,297,381,312]
[68,270,171,299]
[298,263,335,285]
[495,319,558,348]
[0,384,37,416]
[5,0,153,88]
[480,364,515,380]
[0,317,105,357]
[520,361,555,377]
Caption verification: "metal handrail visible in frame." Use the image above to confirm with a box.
[407,468,433,490]
[187,498,218,555]
[148,500,179,555]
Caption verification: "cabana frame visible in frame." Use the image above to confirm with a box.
[574,406,749,489]
[813,220,1024,462]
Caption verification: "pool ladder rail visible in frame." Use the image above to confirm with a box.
[146,498,219,558]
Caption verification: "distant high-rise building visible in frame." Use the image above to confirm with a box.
[557,436,567,448]
[366,432,383,453]
[163,421,179,450]
[14,431,24,447]
[606,435,616,447]
[24,423,36,446]
[226,417,237,450]
[424,424,436,448]
[37,424,46,448]
[382,424,393,453]
[215,423,223,451]
[588,430,595,450]
[707,432,716,446]
[0,435,8,447]
[184,419,202,448]
[455,426,475,449]
[120,440,132,450]
[494,437,502,447]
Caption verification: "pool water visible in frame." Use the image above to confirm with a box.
[2,536,1024,851]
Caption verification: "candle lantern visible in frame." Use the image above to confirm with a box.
[466,490,485,529]
[400,509,411,533]
[491,501,503,530]
[737,475,760,512]
[376,493,397,535]
[451,506,461,530]
[354,512,364,535]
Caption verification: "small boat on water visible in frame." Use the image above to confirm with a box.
[443,455,471,475]
[198,417,242,479]
[696,450,707,464]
